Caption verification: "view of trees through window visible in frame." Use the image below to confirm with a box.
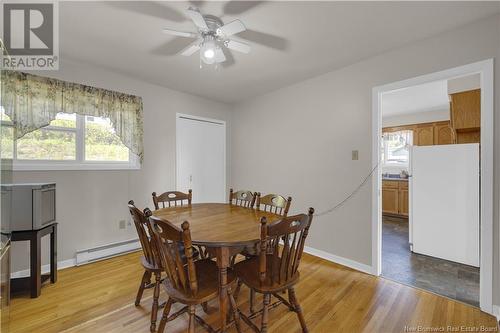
[381,130,413,166]
[0,110,130,162]
[85,116,129,161]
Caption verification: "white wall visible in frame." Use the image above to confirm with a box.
[11,58,232,272]
[382,108,450,127]
[231,15,500,304]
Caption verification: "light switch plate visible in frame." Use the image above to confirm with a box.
[352,150,359,160]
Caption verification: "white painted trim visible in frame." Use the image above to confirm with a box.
[175,113,227,201]
[12,159,141,171]
[304,246,374,275]
[371,59,494,314]
[493,305,500,323]
[76,238,141,266]
[11,258,76,279]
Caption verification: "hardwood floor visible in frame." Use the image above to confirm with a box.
[10,251,498,333]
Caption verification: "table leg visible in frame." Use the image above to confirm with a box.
[216,247,230,333]
[30,232,41,298]
[50,225,57,283]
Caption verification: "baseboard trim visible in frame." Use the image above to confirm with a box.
[11,239,142,278]
[11,258,76,279]
[493,305,500,322]
[12,244,374,279]
[76,238,141,266]
[304,246,374,275]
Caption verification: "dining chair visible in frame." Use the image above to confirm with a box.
[152,189,192,210]
[229,188,257,208]
[146,210,242,333]
[127,200,163,332]
[256,193,292,217]
[234,207,315,333]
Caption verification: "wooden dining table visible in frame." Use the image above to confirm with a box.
[153,202,281,332]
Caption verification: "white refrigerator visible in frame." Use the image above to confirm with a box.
[409,143,479,267]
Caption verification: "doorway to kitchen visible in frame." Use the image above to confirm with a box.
[371,60,494,313]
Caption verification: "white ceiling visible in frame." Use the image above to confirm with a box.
[59,1,500,103]
[381,80,449,117]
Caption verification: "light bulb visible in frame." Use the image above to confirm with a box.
[203,48,215,59]
[201,38,216,64]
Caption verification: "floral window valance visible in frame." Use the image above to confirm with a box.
[1,71,144,161]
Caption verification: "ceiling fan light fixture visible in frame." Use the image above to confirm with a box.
[162,7,254,68]
[203,48,215,59]
[201,37,216,64]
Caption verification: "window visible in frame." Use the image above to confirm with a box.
[381,130,412,166]
[0,110,139,170]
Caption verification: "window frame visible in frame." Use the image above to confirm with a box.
[381,130,411,168]
[1,114,140,171]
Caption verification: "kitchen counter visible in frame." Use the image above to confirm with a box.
[382,177,409,181]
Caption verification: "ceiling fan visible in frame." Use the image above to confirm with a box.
[162,7,250,66]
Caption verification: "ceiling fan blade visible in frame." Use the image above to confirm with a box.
[226,40,250,54]
[180,40,201,56]
[238,29,289,51]
[163,29,197,38]
[214,47,226,63]
[150,37,197,57]
[186,7,209,31]
[221,47,235,68]
[217,20,246,37]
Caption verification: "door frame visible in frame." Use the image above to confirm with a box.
[371,59,494,314]
[175,113,227,202]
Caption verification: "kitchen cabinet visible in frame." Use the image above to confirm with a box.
[398,189,409,217]
[450,89,480,130]
[382,180,408,217]
[382,187,399,215]
[383,121,454,146]
[414,125,434,146]
[450,89,480,144]
[434,123,455,145]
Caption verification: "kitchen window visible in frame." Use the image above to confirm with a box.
[381,130,413,166]
[1,109,139,170]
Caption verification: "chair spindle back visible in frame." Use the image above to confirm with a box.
[152,189,192,210]
[147,212,198,296]
[229,188,256,208]
[256,193,292,216]
[259,208,314,286]
[128,200,158,268]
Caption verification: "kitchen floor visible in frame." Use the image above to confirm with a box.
[382,215,480,307]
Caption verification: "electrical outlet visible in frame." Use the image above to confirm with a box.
[119,220,126,229]
[352,150,359,160]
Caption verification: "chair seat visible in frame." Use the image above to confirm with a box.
[234,255,299,293]
[140,256,162,272]
[163,259,236,304]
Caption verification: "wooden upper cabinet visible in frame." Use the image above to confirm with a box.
[450,89,480,130]
[434,122,455,145]
[384,121,454,146]
[414,125,434,146]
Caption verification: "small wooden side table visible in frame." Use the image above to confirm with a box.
[11,223,57,298]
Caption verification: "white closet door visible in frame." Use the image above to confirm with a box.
[176,115,226,203]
